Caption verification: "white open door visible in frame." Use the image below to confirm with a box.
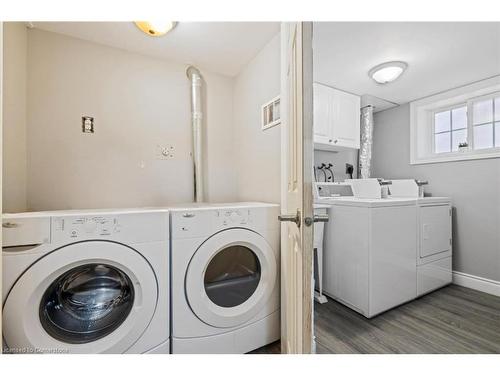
[0,21,3,342]
[279,22,314,354]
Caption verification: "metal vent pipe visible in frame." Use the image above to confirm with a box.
[186,66,204,202]
[358,105,374,179]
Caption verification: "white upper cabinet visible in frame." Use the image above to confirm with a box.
[313,83,360,150]
[313,83,333,144]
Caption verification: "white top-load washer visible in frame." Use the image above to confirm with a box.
[2,208,170,354]
[170,202,280,354]
[320,195,452,318]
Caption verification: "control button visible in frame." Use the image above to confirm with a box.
[70,230,78,237]
[83,218,97,233]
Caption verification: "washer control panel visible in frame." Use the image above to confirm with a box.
[53,216,122,240]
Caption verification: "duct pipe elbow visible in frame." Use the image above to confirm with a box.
[186,66,202,80]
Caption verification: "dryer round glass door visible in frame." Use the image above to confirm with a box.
[186,228,277,328]
[204,245,261,308]
[3,241,158,354]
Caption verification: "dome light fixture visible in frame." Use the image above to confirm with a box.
[134,21,177,37]
[368,61,408,84]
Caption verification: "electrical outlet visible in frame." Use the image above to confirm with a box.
[156,145,175,160]
[82,116,94,133]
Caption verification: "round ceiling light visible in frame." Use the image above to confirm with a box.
[134,21,177,37]
[368,61,408,84]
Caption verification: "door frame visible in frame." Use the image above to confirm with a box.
[1,21,4,345]
[280,21,314,354]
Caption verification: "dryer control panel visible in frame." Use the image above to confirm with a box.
[216,209,252,227]
[170,205,279,239]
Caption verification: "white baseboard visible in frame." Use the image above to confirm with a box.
[452,271,500,297]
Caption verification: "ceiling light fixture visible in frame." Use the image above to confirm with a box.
[368,61,407,84]
[134,21,177,37]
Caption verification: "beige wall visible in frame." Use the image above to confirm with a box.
[2,22,27,212]
[233,34,281,203]
[3,26,282,212]
[20,28,236,211]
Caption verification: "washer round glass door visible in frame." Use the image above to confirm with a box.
[185,228,277,328]
[3,241,158,354]
[39,263,135,344]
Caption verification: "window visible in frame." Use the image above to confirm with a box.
[472,96,500,150]
[433,106,467,153]
[410,77,500,164]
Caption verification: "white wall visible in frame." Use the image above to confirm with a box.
[372,104,500,282]
[233,35,281,203]
[19,28,236,211]
[2,22,27,212]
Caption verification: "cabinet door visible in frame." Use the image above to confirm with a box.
[419,205,452,259]
[331,88,360,149]
[313,83,333,144]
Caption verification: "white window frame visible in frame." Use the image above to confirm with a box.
[468,91,500,152]
[410,76,500,165]
[431,103,468,155]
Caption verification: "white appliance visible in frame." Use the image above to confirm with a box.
[313,204,328,304]
[416,197,453,296]
[170,202,280,353]
[323,197,418,317]
[321,196,452,318]
[2,209,170,354]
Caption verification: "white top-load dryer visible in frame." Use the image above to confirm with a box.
[170,202,280,353]
[2,208,170,354]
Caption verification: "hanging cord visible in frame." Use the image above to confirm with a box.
[321,163,333,182]
[317,164,328,182]
[326,163,335,182]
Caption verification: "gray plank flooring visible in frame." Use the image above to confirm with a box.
[250,285,500,354]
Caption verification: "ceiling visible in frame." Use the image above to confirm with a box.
[313,22,500,111]
[32,22,280,77]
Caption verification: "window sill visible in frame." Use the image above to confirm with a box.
[411,149,500,165]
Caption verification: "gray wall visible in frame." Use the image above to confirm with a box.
[372,104,500,282]
[314,149,358,183]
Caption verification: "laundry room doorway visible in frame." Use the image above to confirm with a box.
[279,21,315,354]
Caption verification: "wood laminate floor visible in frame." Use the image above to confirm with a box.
[251,285,500,354]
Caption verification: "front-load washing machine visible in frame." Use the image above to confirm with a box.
[170,202,280,353]
[2,208,170,354]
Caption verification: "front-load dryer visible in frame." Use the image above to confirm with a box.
[170,203,280,353]
[2,208,170,354]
